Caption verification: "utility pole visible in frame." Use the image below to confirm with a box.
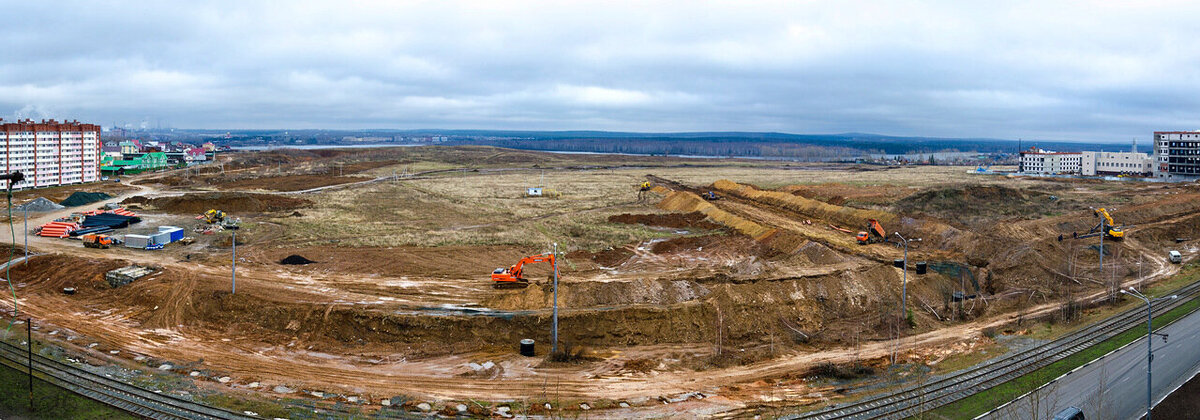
[893,233,921,324]
[23,206,28,262]
[1121,288,1177,420]
[27,318,32,412]
[231,231,236,294]
[551,242,559,354]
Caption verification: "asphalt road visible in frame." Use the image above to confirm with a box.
[985,304,1200,420]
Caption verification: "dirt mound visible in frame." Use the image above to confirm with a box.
[711,179,898,229]
[16,197,65,212]
[217,174,369,192]
[894,185,1070,227]
[59,191,112,207]
[280,255,317,265]
[123,192,311,214]
[608,212,721,230]
[658,191,774,239]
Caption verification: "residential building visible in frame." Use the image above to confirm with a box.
[1153,131,1200,180]
[1018,148,1082,174]
[1081,151,1152,176]
[0,118,102,189]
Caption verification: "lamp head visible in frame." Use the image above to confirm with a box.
[1120,290,1129,295]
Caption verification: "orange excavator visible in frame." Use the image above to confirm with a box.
[856,219,888,244]
[492,253,556,288]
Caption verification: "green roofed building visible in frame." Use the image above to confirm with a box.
[101,152,169,175]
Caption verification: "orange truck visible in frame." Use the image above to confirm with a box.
[492,253,556,288]
[856,219,888,244]
[81,234,117,249]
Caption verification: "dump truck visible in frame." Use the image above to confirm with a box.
[857,219,888,244]
[81,234,120,249]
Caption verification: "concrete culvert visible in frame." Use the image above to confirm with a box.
[280,255,316,265]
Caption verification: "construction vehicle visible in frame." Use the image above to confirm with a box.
[702,191,721,201]
[81,234,120,249]
[1076,208,1124,240]
[856,219,888,244]
[200,209,226,224]
[492,253,556,288]
[221,217,242,230]
[639,181,652,191]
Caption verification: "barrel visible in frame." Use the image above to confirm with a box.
[519,339,536,357]
[893,259,905,268]
[915,262,927,275]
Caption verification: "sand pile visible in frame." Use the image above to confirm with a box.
[16,197,65,212]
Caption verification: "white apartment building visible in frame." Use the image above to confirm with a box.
[0,119,102,189]
[1081,151,1152,176]
[1018,148,1082,174]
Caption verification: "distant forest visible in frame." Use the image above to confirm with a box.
[442,131,1112,158]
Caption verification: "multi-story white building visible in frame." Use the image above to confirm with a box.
[1018,148,1082,174]
[0,119,102,189]
[1081,151,1152,176]
[1153,131,1200,181]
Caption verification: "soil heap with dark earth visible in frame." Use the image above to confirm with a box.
[280,255,317,265]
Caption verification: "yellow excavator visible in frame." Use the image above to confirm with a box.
[201,209,226,224]
[1075,207,1124,240]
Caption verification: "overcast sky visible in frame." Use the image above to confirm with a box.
[2,1,1198,142]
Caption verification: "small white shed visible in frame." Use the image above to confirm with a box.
[527,187,543,197]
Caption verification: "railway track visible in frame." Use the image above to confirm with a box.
[0,335,254,419]
[779,280,1200,419]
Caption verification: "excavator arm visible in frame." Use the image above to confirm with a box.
[492,253,557,288]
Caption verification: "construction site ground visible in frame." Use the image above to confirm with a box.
[1,145,1199,417]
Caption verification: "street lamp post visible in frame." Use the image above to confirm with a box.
[1120,287,1178,420]
[893,233,921,324]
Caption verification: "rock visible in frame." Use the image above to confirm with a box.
[381,399,391,406]
[189,371,200,377]
[157,364,172,370]
[218,376,231,383]
[619,401,630,408]
[496,406,513,418]
[467,362,483,371]
[481,361,495,370]
[346,396,359,403]
[417,402,432,411]
[580,403,591,410]
[310,391,324,398]
[273,385,295,394]
[544,403,552,410]
[109,350,120,355]
[247,382,260,388]
[456,404,467,412]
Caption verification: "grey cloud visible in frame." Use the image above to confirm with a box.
[2,1,1199,141]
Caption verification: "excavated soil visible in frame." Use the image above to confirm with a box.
[608,212,722,230]
[216,174,370,192]
[893,185,1085,228]
[123,192,311,214]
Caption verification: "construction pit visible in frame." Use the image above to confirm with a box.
[2,146,1200,417]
